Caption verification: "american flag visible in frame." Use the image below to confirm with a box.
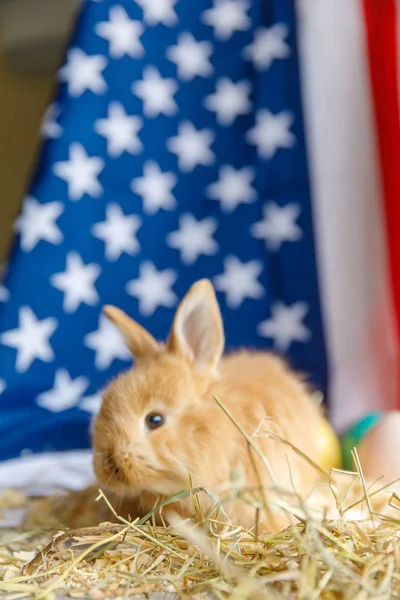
[0,0,398,471]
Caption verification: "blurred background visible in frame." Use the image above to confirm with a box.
[0,0,77,263]
[0,0,398,486]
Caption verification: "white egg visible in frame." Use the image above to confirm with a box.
[357,411,400,484]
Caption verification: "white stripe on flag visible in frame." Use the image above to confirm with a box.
[296,0,398,433]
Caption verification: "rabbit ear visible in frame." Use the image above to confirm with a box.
[103,305,161,361]
[167,279,224,374]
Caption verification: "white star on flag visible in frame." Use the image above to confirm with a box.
[206,165,256,213]
[53,142,104,201]
[51,252,101,313]
[247,109,296,159]
[85,314,131,370]
[37,369,90,413]
[79,394,103,415]
[205,78,251,125]
[258,301,311,351]
[131,161,177,214]
[80,394,102,415]
[94,102,143,157]
[0,307,57,373]
[243,24,290,70]
[167,122,215,172]
[132,67,178,118]
[92,204,141,261]
[0,264,8,302]
[95,5,144,59]
[127,262,177,316]
[0,285,8,302]
[58,48,108,97]
[41,103,63,139]
[53,143,104,201]
[14,198,64,252]
[167,214,218,264]
[214,256,264,308]
[136,0,179,26]
[166,33,213,80]
[202,0,251,40]
[251,202,302,250]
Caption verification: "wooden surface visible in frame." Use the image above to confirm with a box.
[0,52,53,264]
[0,0,77,264]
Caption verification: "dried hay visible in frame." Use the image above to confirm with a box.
[0,399,400,599]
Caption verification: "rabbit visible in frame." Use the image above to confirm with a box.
[92,279,326,534]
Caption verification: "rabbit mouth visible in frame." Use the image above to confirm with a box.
[94,449,187,497]
[136,478,186,497]
[123,467,187,497]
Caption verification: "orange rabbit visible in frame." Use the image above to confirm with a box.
[92,279,325,533]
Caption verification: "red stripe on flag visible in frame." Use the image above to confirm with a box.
[362,0,400,383]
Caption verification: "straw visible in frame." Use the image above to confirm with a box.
[0,397,399,599]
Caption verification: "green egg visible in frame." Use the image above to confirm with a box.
[341,412,382,471]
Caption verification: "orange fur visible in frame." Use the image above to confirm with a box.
[92,279,323,533]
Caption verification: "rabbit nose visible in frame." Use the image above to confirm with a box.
[107,452,134,482]
[105,453,120,477]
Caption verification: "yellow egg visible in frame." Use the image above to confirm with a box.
[317,417,343,472]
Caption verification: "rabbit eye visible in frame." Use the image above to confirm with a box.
[145,413,165,431]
